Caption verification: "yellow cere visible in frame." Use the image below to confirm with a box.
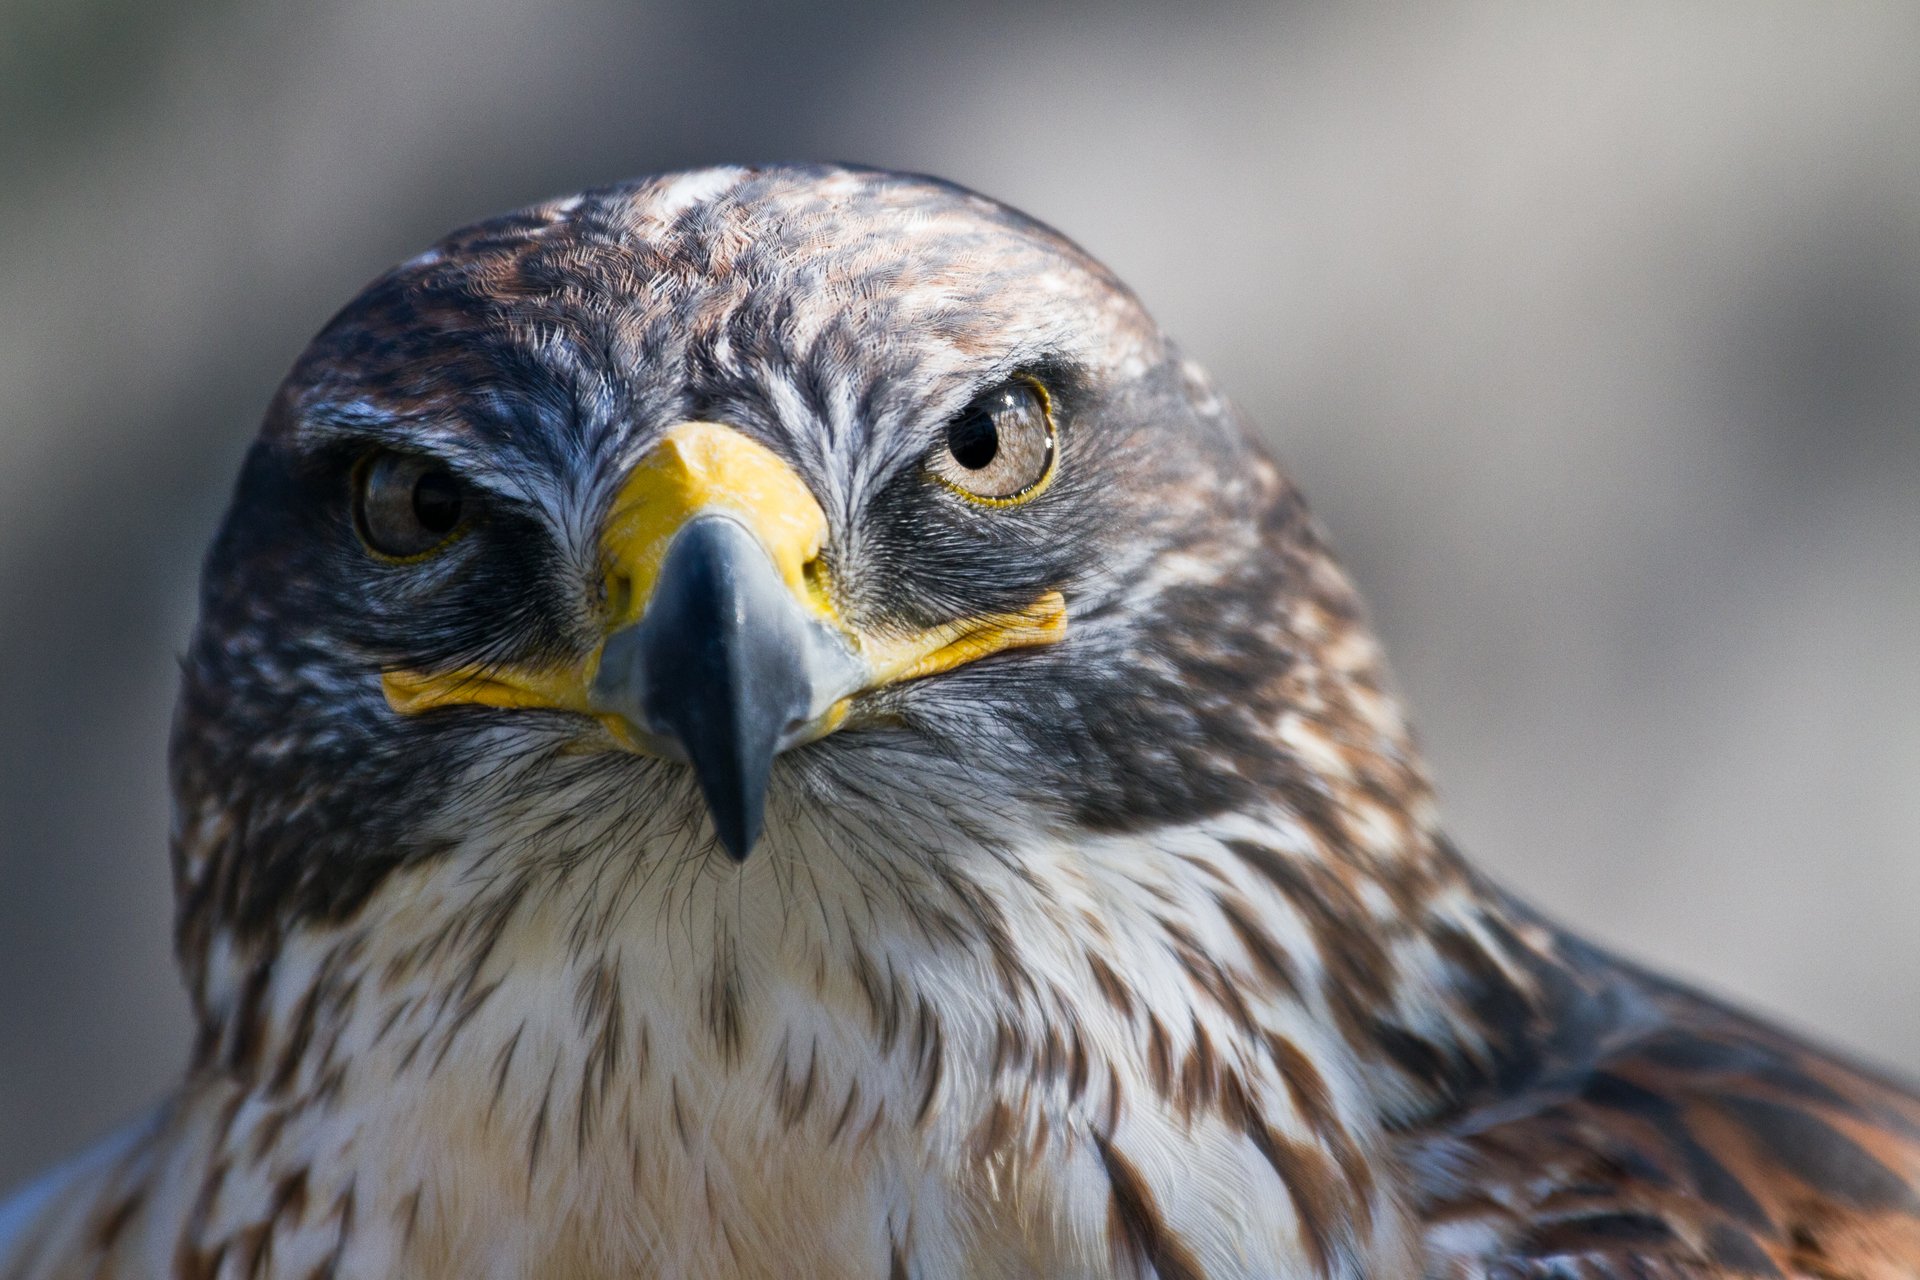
[381,422,1068,741]
[598,422,833,629]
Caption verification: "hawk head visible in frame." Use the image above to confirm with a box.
[170,164,1425,1019]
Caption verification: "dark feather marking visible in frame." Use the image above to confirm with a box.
[395,1183,424,1252]
[1518,1212,1675,1257]
[576,961,625,1152]
[1672,1135,1778,1234]
[527,1061,559,1180]
[705,950,744,1064]
[989,1017,1025,1080]
[177,1241,227,1280]
[234,1220,272,1280]
[1161,916,1258,1032]
[90,1187,145,1255]
[1227,840,1396,1046]
[851,944,902,1050]
[315,1177,355,1280]
[394,1027,430,1074]
[972,1099,1016,1163]
[1266,1032,1374,1205]
[1266,1034,1342,1146]
[1086,951,1137,1022]
[914,1026,947,1127]
[1580,1071,1774,1230]
[1706,1223,1784,1277]
[970,894,1034,1005]
[1368,1021,1453,1091]
[1067,1020,1091,1103]
[911,995,939,1067]
[1215,892,1303,998]
[1219,1071,1341,1275]
[174,1100,249,1280]
[1714,1093,1920,1214]
[486,1022,525,1121]
[670,1076,693,1150]
[827,1080,863,1145]
[370,999,409,1048]
[256,1170,322,1280]
[226,956,277,1077]
[269,975,325,1095]
[430,975,504,1072]
[311,1060,348,1104]
[1105,1064,1126,1134]
[1039,1023,1064,1085]
[775,1036,821,1128]
[1177,1018,1218,1120]
[1145,1014,1174,1099]
[1094,1135,1206,1280]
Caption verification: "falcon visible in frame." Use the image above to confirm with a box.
[3,165,1916,1280]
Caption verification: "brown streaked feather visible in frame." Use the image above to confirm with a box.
[1405,933,1920,1279]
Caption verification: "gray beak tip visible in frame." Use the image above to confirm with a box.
[712,804,762,864]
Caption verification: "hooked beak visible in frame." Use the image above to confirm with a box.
[381,422,1066,861]
[589,514,860,858]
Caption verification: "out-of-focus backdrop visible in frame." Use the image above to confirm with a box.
[3,1,1917,1192]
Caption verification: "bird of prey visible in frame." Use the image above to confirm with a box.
[3,165,1917,1280]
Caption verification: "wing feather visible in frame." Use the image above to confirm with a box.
[1404,945,1920,1279]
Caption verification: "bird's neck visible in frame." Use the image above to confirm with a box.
[162,771,1563,1278]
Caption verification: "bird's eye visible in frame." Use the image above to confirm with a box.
[928,378,1057,505]
[352,451,470,559]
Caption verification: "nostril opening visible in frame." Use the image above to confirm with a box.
[801,554,832,612]
[605,571,634,624]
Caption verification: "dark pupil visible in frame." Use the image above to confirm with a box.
[947,409,1000,470]
[410,469,463,533]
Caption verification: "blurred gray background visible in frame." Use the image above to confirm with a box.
[3,1,1917,1192]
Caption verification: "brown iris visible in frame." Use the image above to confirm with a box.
[353,451,469,559]
[928,378,1057,504]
